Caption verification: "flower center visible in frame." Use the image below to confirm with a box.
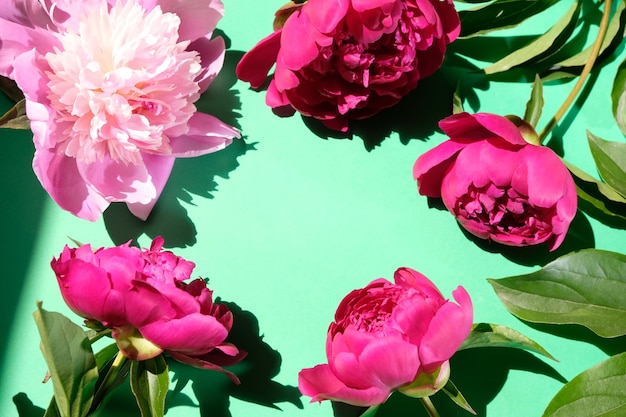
[45,0,202,164]
[456,184,556,243]
[343,286,404,334]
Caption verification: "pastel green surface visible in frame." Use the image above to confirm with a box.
[2,1,626,417]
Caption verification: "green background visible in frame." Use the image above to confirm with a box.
[2,1,626,416]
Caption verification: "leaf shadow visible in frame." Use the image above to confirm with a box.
[103,44,249,249]
[521,321,626,357]
[166,301,303,417]
[333,348,565,417]
[13,393,46,417]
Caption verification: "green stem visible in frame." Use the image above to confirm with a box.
[91,351,126,410]
[89,328,112,344]
[420,396,441,417]
[537,0,613,143]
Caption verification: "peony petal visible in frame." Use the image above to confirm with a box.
[125,153,175,220]
[413,140,467,197]
[304,0,349,33]
[159,0,224,42]
[236,30,282,89]
[0,19,57,78]
[168,112,238,158]
[298,364,391,407]
[473,113,528,146]
[189,35,225,93]
[394,267,444,300]
[139,313,229,355]
[357,335,421,388]
[77,156,156,205]
[439,112,526,146]
[280,11,326,70]
[32,148,109,221]
[418,286,473,372]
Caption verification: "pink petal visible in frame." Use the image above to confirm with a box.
[159,0,224,42]
[418,286,473,372]
[431,0,461,43]
[298,364,391,406]
[0,19,57,78]
[189,35,225,93]
[236,30,282,89]
[304,0,349,33]
[77,156,157,205]
[139,314,228,354]
[32,148,109,221]
[168,112,238,158]
[280,11,326,71]
[394,267,444,300]
[439,112,526,146]
[125,153,175,220]
[413,140,466,197]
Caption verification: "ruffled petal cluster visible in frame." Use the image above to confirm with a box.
[298,267,472,406]
[236,0,460,132]
[51,236,245,381]
[0,0,239,220]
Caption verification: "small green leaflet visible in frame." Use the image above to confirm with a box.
[488,249,626,338]
[542,352,626,417]
[587,131,626,199]
[523,74,544,128]
[483,1,582,75]
[33,303,98,417]
[458,0,562,38]
[130,355,169,417]
[0,98,29,129]
[612,56,626,136]
[459,323,556,360]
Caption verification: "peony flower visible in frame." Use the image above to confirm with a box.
[51,236,245,381]
[414,112,578,251]
[298,267,472,407]
[236,0,460,132]
[0,0,239,221]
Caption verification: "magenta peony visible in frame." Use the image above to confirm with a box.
[0,0,239,221]
[51,236,245,381]
[298,267,472,406]
[236,0,460,132]
[414,112,578,251]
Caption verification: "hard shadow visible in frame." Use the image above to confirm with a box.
[333,347,564,417]
[103,44,249,249]
[167,301,303,417]
[523,321,626,357]
[0,116,47,383]
[13,393,46,417]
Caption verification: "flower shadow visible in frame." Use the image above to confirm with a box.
[103,44,249,248]
[333,347,565,417]
[166,301,303,417]
[426,197,596,267]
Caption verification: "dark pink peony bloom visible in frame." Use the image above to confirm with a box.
[0,0,239,221]
[414,112,578,251]
[51,237,245,381]
[236,0,460,132]
[298,267,472,407]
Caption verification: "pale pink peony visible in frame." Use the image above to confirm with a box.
[52,236,246,381]
[236,0,460,132]
[414,112,578,251]
[298,267,473,407]
[0,0,239,221]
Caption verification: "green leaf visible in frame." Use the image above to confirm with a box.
[0,98,30,129]
[546,0,626,80]
[458,0,562,38]
[587,131,626,198]
[94,343,120,371]
[542,351,626,417]
[34,302,98,417]
[452,80,465,115]
[523,74,544,127]
[612,56,626,136]
[488,249,626,338]
[441,379,476,415]
[130,355,169,417]
[459,322,556,360]
[484,1,582,75]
